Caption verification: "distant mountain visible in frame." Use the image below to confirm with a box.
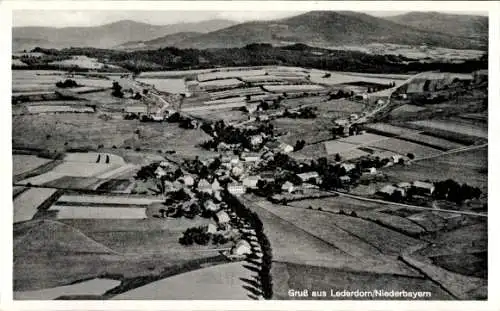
[385,12,488,42]
[116,32,202,50]
[12,19,237,51]
[172,11,486,50]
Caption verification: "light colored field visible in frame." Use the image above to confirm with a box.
[73,77,113,88]
[49,56,120,70]
[64,152,125,165]
[324,140,359,155]
[338,133,388,145]
[49,206,148,219]
[13,155,51,176]
[57,194,162,205]
[14,188,58,223]
[112,262,253,300]
[368,138,441,158]
[12,59,28,67]
[308,70,400,86]
[208,87,264,100]
[409,120,487,139]
[364,123,418,136]
[263,84,325,93]
[240,75,283,83]
[197,69,266,82]
[14,278,120,300]
[136,78,187,94]
[391,104,427,114]
[27,105,94,113]
[198,78,244,90]
[203,97,246,105]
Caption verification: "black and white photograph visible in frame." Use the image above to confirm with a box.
[3,0,496,306]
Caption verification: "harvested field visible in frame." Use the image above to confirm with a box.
[13,155,52,176]
[324,140,358,155]
[202,97,246,105]
[96,179,134,192]
[208,87,264,100]
[364,123,418,136]
[289,196,388,213]
[272,261,453,300]
[13,188,59,223]
[324,99,366,113]
[56,194,162,205]
[136,78,186,94]
[198,78,244,90]
[48,206,148,219]
[338,133,388,145]
[409,120,487,139]
[263,84,325,93]
[27,105,94,113]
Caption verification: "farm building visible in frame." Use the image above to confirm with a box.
[363,167,377,175]
[378,185,406,197]
[413,181,435,195]
[341,163,356,172]
[178,175,195,187]
[397,182,412,189]
[228,183,245,195]
[242,176,260,189]
[125,106,148,114]
[231,240,252,256]
[206,223,217,234]
[279,143,294,153]
[340,176,351,183]
[281,181,295,193]
[215,211,231,227]
[204,200,220,212]
[296,171,320,183]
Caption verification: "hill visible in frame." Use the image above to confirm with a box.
[116,32,203,50]
[385,12,488,42]
[173,11,486,50]
[12,19,236,51]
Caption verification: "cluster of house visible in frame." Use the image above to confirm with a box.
[378,180,435,198]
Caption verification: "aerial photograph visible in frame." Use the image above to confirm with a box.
[11,8,488,300]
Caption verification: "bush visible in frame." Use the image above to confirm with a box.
[56,79,79,88]
[112,81,124,98]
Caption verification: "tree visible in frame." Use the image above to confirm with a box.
[334,153,341,162]
[112,81,124,98]
[407,153,415,160]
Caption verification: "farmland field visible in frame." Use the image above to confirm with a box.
[382,147,487,193]
[48,205,148,219]
[367,138,441,158]
[13,155,52,176]
[409,120,487,139]
[197,69,266,81]
[27,105,94,113]
[242,196,419,276]
[263,84,325,93]
[13,188,59,223]
[198,78,244,90]
[136,78,187,94]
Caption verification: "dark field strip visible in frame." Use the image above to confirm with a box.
[13,160,62,183]
[53,201,150,208]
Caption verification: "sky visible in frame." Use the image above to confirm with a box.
[13,10,487,28]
